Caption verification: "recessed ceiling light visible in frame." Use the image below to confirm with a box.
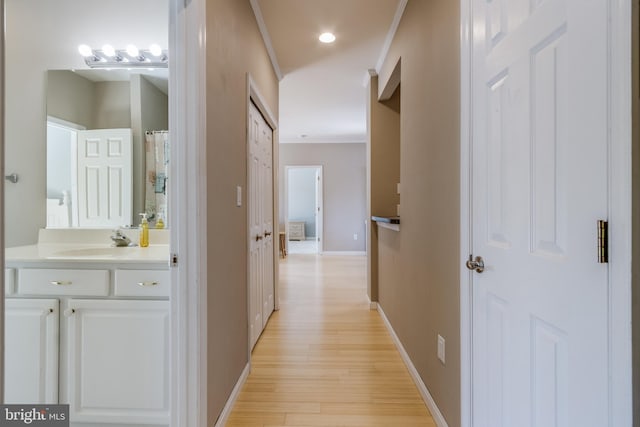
[319,32,336,43]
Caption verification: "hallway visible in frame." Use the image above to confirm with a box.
[226,255,436,426]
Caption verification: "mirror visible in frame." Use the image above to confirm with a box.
[46,69,169,228]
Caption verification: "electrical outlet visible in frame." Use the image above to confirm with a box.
[437,335,445,365]
[353,233,358,240]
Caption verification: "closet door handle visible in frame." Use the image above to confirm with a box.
[256,235,263,241]
[264,231,272,237]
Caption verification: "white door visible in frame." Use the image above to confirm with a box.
[261,117,275,326]
[470,0,609,426]
[5,298,59,404]
[77,129,132,227]
[248,102,274,349]
[64,299,170,424]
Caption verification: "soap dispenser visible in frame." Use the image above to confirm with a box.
[155,211,165,229]
[139,213,149,247]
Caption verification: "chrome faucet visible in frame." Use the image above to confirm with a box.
[111,228,132,247]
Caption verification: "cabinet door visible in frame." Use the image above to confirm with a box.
[5,298,59,404]
[65,299,169,424]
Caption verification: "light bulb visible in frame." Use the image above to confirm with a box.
[149,44,162,57]
[102,44,116,57]
[126,44,139,57]
[78,44,93,57]
[319,32,336,43]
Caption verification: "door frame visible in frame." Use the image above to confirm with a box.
[459,1,633,426]
[246,73,279,361]
[283,165,324,254]
[169,0,208,425]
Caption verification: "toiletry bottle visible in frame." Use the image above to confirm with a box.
[155,212,165,229]
[139,213,149,247]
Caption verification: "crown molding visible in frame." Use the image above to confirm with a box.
[375,0,408,74]
[249,0,283,81]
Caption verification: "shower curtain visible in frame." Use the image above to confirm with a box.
[145,131,169,226]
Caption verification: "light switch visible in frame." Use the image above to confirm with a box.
[437,334,445,365]
[236,186,242,207]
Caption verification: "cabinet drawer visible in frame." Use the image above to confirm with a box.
[5,268,15,295]
[114,270,170,297]
[18,269,109,296]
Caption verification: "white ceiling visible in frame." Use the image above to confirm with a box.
[254,0,405,143]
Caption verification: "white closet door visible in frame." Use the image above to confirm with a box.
[248,102,275,349]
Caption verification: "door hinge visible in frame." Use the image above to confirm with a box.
[597,220,608,263]
[171,253,179,267]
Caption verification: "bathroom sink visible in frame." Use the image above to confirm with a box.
[51,246,138,258]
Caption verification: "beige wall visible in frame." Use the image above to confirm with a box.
[47,70,95,128]
[279,143,366,252]
[374,1,461,425]
[205,0,279,422]
[367,75,401,301]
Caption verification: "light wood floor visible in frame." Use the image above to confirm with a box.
[226,254,436,426]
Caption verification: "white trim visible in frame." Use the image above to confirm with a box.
[170,0,208,425]
[366,294,378,310]
[46,116,86,131]
[214,363,250,427]
[375,0,408,74]
[607,0,633,425]
[377,305,449,427]
[321,251,366,256]
[249,0,283,81]
[459,0,473,426]
[284,165,324,255]
[0,0,5,404]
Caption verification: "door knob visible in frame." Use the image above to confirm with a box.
[256,235,263,241]
[264,231,272,237]
[465,255,485,273]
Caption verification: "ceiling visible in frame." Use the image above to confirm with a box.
[253,0,405,143]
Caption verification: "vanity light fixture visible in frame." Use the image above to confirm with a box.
[78,44,168,69]
[319,32,336,43]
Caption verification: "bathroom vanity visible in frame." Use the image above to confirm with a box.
[5,229,170,426]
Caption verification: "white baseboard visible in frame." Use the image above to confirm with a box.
[367,294,378,310]
[214,363,250,427]
[321,251,366,256]
[377,305,449,427]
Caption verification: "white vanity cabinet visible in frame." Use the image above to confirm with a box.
[5,298,59,404]
[4,263,170,426]
[65,299,170,424]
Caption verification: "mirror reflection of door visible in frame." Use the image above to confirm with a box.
[47,122,133,228]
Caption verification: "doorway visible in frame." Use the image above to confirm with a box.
[285,165,323,255]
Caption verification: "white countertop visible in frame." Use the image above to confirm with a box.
[5,243,170,265]
[5,229,169,266]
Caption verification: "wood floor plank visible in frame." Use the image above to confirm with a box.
[226,254,435,426]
